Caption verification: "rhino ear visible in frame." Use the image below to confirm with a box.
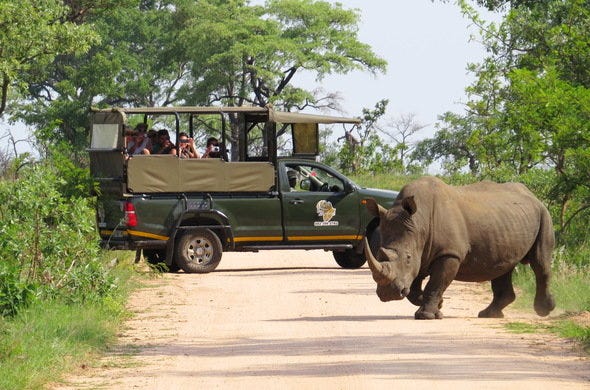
[402,196,417,216]
[365,197,388,219]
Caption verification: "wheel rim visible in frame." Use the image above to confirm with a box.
[185,236,214,264]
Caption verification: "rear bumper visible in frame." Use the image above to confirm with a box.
[100,238,167,250]
[100,240,168,250]
[99,227,168,250]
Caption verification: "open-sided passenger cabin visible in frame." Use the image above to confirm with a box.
[89,106,360,196]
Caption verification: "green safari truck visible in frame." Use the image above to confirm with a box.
[89,106,397,273]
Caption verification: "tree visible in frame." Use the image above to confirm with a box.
[11,0,387,161]
[177,0,387,158]
[13,0,177,158]
[325,99,404,174]
[0,0,98,118]
[380,113,426,173]
[419,0,590,239]
[413,111,481,174]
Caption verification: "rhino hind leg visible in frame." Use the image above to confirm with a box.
[528,208,556,317]
[530,259,556,317]
[478,271,516,318]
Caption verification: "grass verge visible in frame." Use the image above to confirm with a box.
[0,252,138,390]
[512,258,590,354]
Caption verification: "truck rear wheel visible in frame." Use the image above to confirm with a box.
[175,229,222,273]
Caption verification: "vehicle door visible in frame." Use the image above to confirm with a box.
[280,161,362,243]
[89,111,127,242]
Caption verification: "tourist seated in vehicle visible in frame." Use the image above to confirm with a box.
[202,137,227,160]
[202,137,220,158]
[152,129,175,155]
[127,123,152,155]
[173,132,200,158]
[124,124,135,144]
[147,129,158,148]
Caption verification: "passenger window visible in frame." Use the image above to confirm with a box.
[289,165,344,193]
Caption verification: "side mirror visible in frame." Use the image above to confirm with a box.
[343,181,355,193]
[330,184,343,193]
[300,178,311,191]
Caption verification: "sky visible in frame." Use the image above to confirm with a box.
[293,0,497,141]
[2,0,498,156]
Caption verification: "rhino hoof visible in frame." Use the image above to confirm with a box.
[534,295,556,317]
[415,310,443,320]
[478,308,504,318]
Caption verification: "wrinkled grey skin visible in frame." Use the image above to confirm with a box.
[365,176,556,320]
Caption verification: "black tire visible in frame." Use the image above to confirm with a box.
[333,228,381,269]
[175,229,222,273]
[333,249,366,269]
[143,249,179,272]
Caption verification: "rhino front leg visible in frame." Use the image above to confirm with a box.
[415,256,460,320]
[406,276,425,306]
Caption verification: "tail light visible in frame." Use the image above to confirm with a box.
[124,201,138,227]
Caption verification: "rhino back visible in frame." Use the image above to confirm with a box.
[406,178,548,282]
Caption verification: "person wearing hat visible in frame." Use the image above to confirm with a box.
[127,123,152,155]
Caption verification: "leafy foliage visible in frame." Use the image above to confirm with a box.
[8,0,386,162]
[0,160,115,315]
[0,0,99,117]
[416,0,590,246]
[323,99,407,175]
[0,263,35,317]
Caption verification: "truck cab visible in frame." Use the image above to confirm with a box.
[89,106,397,273]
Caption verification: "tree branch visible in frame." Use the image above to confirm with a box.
[0,73,8,117]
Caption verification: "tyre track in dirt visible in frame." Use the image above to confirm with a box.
[55,250,589,389]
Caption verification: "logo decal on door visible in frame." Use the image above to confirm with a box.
[314,200,338,226]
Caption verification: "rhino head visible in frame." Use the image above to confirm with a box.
[364,196,422,302]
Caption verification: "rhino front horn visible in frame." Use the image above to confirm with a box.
[364,237,392,285]
[364,237,382,272]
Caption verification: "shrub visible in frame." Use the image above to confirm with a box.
[0,263,36,317]
[0,161,115,315]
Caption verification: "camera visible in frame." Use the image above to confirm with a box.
[212,146,220,152]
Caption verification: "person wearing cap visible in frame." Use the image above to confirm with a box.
[287,168,299,191]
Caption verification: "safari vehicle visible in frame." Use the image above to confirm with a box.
[89,106,397,273]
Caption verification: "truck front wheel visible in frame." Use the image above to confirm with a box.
[175,229,222,273]
[333,249,365,269]
[333,229,380,269]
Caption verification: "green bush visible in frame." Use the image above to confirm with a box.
[0,161,115,314]
[0,155,136,388]
[0,263,36,317]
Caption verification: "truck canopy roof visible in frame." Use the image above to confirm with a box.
[90,106,361,125]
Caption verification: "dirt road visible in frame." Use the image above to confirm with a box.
[57,250,589,389]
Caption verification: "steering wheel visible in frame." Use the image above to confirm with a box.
[319,182,329,192]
